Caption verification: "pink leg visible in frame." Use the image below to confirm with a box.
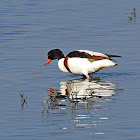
[86,73,90,80]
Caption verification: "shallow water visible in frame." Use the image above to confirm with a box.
[0,0,140,140]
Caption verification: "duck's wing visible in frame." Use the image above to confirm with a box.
[77,50,111,62]
[78,50,121,61]
[67,50,120,63]
[78,50,109,58]
[67,50,109,59]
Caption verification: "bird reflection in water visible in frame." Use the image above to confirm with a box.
[41,77,120,131]
[42,77,117,112]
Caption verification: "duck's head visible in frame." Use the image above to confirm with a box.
[44,49,65,65]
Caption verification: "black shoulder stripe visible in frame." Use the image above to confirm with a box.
[67,51,92,59]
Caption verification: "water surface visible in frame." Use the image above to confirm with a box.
[0,0,140,140]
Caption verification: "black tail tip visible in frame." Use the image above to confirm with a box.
[106,54,121,58]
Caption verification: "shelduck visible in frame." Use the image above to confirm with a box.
[44,49,121,80]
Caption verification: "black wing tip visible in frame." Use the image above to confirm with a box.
[106,54,121,58]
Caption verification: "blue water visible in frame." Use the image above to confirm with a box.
[0,0,140,140]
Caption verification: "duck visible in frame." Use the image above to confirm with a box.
[44,49,121,80]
